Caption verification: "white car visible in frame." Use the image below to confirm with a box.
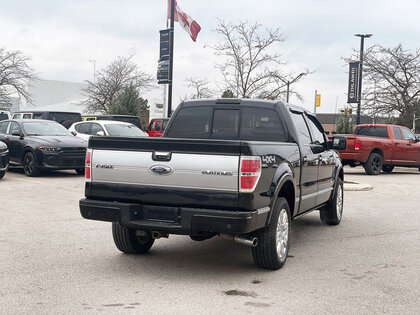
[69,120,148,141]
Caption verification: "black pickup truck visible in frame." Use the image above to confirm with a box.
[80,99,344,269]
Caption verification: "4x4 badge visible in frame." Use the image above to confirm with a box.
[149,165,173,176]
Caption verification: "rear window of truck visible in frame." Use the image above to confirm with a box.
[354,126,389,138]
[167,106,287,141]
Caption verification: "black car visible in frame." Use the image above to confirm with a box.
[0,119,87,176]
[0,141,9,179]
[12,111,82,129]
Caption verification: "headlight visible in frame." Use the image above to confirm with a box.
[39,147,60,151]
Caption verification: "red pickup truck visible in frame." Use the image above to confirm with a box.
[332,124,420,175]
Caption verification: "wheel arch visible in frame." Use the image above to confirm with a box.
[21,147,37,165]
[369,148,383,159]
[270,166,297,222]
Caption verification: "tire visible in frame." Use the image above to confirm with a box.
[0,171,5,179]
[320,177,344,225]
[75,168,85,175]
[23,152,40,177]
[382,165,394,173]
[252,197,291,270]
[112,222,154,254]
[363,152,382,175]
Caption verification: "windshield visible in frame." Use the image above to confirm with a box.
[23,121,72,136]
[104,124,147,137]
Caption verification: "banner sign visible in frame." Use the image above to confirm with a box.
[347,62,360,103]
[157,29,171,84]
[159,29,170,61]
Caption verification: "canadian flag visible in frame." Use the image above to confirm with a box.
[168,0,201,42]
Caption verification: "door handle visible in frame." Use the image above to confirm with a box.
[407,143,412,146]
[395,142,400,145]
[303,156,308,163]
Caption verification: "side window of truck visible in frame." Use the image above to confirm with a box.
[240,107,287,141]
[402,128,416,141]
[393,127,403,140]
[290,111,311,145]
[306,115,326,146]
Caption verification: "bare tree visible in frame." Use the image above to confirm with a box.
[0,47,38,107]
[82,55,153,114]
[361,44,420,127]
[184,77,214,99]
[212,20,309,100]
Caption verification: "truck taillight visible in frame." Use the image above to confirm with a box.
[85,150,92,181]
[354,140,361,151]
[240,156,261,193]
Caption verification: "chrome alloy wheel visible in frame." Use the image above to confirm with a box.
[276,208,289,259]
[336,184,343,220]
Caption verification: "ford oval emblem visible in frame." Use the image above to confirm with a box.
[149,164,173,176]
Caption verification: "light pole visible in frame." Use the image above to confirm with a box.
[89,59,96,83]
[354,34,372,125]
[285,72,306,103]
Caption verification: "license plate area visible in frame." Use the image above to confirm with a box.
[142,205,181,223]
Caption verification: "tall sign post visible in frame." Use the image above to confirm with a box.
[157,1,175,118]
[167,0,175,118]
[354,34,372,124]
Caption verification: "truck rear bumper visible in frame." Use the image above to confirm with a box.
[80,198,269,235]
[339,152,364,164]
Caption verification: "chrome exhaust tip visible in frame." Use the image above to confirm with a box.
[221,234,258,247]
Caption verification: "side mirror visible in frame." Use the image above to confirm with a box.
[11,130,23,138]
[71,131,77,136]
[96,131,105,136]
[310,143,326,154]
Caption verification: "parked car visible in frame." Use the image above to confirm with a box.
[12,111,82,129]
[0,110,11,121]
[0,119,87,176]
[331,124,420,174]
[80,98,344,270]
[69,120,148,141]
[82,115,143,130]
[146,118,169,137]
[0,141,9,179]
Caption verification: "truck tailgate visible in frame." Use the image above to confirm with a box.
[92,150,239,191]
[86,137,242,209]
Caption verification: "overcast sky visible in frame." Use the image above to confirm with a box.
[1,0,419,113]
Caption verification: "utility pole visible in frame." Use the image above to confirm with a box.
[286,82,290,103]
[355,34,372,125]
[167,0,175,118]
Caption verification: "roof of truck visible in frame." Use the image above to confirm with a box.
[180,98,312,114]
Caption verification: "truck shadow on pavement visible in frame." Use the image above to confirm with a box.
[7,167,83,177]
[101,212,330,278]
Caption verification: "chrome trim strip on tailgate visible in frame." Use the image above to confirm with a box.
[92,150,239,192]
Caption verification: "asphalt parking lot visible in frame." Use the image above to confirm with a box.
[0,166,419,314]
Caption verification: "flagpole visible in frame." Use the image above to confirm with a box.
[167,0,175,118]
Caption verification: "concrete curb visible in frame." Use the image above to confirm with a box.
[344,180,373,191]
